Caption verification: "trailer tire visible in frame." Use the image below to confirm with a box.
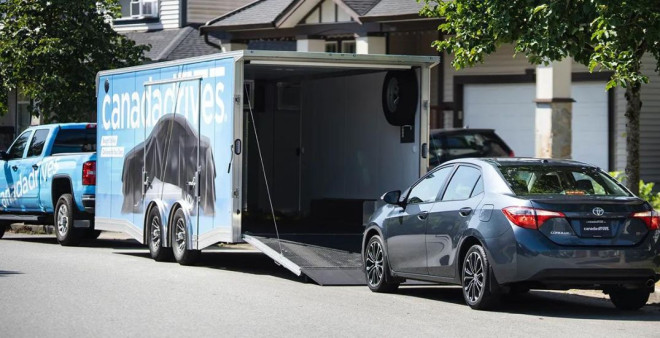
[382,70,418,126]
[147,207,173,262]
[171,208,200,266]
[54,194,82,246]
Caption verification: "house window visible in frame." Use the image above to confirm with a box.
[325,42,338,53]
[341,41,356,53]
[116,0,159,21]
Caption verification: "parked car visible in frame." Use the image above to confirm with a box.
[0,123,96,245]
[362,158,659,310]
[429,129,513,167]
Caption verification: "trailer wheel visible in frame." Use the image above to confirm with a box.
[171,208,200,266]
[54,194,82,246]
[147,207,173,262]
[382,70,418,126]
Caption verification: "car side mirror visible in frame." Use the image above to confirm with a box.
[381,190,402,206]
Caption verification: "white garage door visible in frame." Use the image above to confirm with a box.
[463,82,608,169]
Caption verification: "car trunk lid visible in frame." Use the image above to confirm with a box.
[530,197,651,247]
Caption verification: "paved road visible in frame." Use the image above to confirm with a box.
[1,232,658,337]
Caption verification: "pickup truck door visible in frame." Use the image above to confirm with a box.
[1,130,32,211]
[21,129,50,211]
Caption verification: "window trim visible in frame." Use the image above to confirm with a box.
[440,164,483,202]
[406,164,456,204]
[7,130,33,160]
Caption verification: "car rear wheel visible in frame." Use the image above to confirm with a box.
[55,194,82,246]
[609,288,650,310]
[147,207,173,262]
[365,235,399,293]
[462,245,499,310]
[171,208,200,266]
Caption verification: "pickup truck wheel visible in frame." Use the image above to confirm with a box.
[147,207,173,262]
[55,194,82,246]
[171,208,200,266]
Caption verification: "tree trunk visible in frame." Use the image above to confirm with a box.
[624,82,642,196]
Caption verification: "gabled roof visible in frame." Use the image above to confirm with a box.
[202,0,426,31]
[123,27,222,62]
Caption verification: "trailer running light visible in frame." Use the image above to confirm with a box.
[632,210,660,230]
[502,206,565,229]
[83,161,96,186]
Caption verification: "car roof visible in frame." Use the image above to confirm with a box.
[430,128,495,135]
[442,157,599,168]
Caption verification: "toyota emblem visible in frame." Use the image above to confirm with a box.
[592,207,605,216]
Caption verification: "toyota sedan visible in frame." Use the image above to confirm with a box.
[362,158,660,310]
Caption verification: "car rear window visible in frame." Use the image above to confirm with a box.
[430,131,510,163]
[51,129,96,154]
[498,165,631,197]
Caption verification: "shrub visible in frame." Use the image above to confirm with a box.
[609,171,660,209]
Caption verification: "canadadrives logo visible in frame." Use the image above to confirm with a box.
[100,67,229,131]
[0,160,59,208]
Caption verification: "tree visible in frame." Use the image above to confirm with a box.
[420,0,660,195]
[0,0,148,123]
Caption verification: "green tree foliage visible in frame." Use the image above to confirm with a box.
[420,0,660,195]
[610,171,660,209]
[0,0,148,122]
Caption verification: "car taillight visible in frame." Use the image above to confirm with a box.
[86,123,96,129]
[83,161,96,186]
[502,206,565,229]
[632,210,660,230]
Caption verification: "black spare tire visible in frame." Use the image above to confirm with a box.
[382,69,418,126]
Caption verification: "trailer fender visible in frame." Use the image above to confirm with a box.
[145,200,170,247]
[168,200,196,250]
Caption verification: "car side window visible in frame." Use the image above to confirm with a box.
[470,176,484,197]
[407,166,453,204]
[442,166,482,201]
[27,129,50,158]
[7,131,32,160]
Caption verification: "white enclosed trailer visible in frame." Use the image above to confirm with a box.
[95,51,438,284]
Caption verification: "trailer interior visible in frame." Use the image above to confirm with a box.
[238,56,434,285]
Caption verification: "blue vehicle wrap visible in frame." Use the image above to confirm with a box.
[0,123,96,217]
[95,56,236,248]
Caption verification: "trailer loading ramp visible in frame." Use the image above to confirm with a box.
[243,233,365,286]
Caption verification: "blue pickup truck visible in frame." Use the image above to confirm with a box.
[0,123,96,245]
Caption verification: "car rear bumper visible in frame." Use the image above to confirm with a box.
[493,228,660,289]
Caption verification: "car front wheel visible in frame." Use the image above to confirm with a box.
[462,244,499,310]
[364,235,399,293]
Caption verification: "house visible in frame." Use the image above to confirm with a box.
[199,0,660,183]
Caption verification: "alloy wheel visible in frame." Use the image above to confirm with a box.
[366,240,384,287]
[463,251,485,303]
[175,218,186,253]
[150,216,161,250]
[57,204,69,236]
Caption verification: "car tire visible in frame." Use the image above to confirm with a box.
[461,245,499,310]
[364,235,399,293]
[609,288,650,310]
[171,208,200,266]
[382,70,418,126]
[147,207,173,262]
[55,194,82,246]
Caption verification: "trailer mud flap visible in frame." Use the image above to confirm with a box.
[243,233,365,286]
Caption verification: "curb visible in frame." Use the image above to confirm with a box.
[9,223,54,234]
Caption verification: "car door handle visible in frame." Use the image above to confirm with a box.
[11,165,18,171]
[32,164,39,170]
[459,207,473,217]
[417,211,429,220]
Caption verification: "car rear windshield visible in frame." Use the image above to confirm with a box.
[498,165,631,197]
[51,129,96,154]
[430,131,510,159]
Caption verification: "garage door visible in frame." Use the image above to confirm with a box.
[463,82,608,169]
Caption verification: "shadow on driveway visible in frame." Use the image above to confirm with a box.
[396,285,660,320]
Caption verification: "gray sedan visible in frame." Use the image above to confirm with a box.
[363,158,660,310]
